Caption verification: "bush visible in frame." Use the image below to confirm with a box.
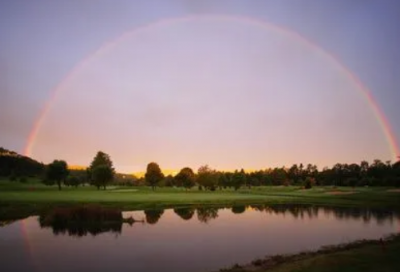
[9,173,17,181]
[251,259,263,266]
[304,178,313,189]
[19,176,27,183]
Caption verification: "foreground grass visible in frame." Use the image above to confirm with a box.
[1,179,400,220]
[218,234,400,272]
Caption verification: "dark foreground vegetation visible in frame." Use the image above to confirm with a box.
[216,234,400,272]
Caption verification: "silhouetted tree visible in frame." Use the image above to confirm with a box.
[92,165,114,190]
[161,175,175,187]
[45,160,69,190]
[88,151,115,189]
[0,147,44,178]
[231,169,246,190]
[145,162,164,190]
[65,175,80,187]
[197,165,219,190]
[175,167,196,190]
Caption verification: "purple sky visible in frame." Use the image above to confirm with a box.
[1,0,400,173]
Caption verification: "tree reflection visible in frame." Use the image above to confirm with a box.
[38,205,136,237]
[231,205,246,214]
[39,220,123,236]
[144,209,164,225]
[197,207,219,223]
[174,207,195,220]
[254,204,400,224]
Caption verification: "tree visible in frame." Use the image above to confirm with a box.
[304,177,315,189]
[161,175,175,187]
[45,160,69,190]
[175,167,196,190]
[65,175,80,187]
[92,165,114,190]
[145,162,164,190]
[89,151,114,170]
[197,165,219,190]
[88,151,115,189]
[288,164,300,185]
[231,169,246,190]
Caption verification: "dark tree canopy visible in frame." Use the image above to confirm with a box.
[89,151,115,189]
[175,167,196,190]
[0,147,44,178]
[45,160,69,190]
[92,165,114,190]
[197,165,219,190]
[145,162,164,190]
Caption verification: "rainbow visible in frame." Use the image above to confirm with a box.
[23,14,399,160]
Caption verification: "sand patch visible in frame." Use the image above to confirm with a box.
[386,189,400,193]
[110,189,138,193]
[325,191,355,195]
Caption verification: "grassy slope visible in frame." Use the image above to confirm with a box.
[240,235,400,272]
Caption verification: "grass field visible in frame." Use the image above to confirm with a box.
[1,178,400,220]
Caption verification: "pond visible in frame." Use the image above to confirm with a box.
[1,205,399,272]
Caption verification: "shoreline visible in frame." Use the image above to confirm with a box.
[215,234,400,272]
[1,184,400,221]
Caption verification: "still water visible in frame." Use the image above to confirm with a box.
[1,205,399,272]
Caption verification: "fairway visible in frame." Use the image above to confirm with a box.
[1,180,400,221]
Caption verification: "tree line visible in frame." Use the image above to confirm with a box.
[1,147,399,189]
[0,147,44,180]
[43,151,400,190]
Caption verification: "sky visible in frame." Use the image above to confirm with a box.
[1,0,400,173]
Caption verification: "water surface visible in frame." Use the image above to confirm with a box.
[1,205,399,272]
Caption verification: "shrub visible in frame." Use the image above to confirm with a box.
[9,173,17,181]
[19,176,27,183]
[304,177,313,189]
[251,259,263,266]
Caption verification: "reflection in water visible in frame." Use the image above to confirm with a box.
[38,205,137,236]
[197,207,219,223]
[0,219,19,227]
[144,209,164,225]
[250,205,400,225]
[37,205,400,234]
[174,207,195,220]
[231,205,246,214]
[1,205,399,272]
[39,220,123,236]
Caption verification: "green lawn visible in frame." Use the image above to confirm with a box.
[1,179,400,220]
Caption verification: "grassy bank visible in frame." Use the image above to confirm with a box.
[1,180,400,220]
[217,234,400,272]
